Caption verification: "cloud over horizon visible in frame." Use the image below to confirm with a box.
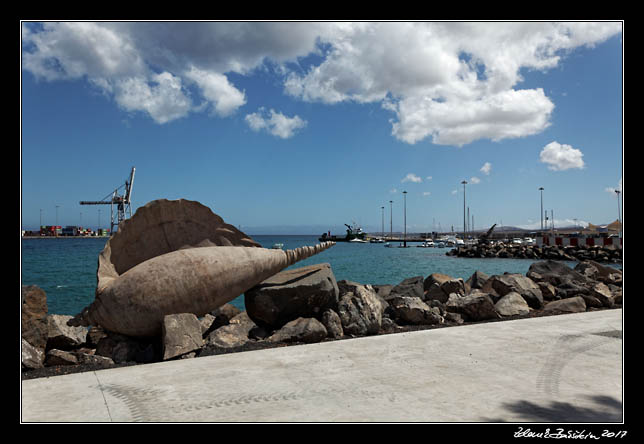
[401,173,422,183]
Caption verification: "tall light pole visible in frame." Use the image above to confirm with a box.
[539,187,544,231]
[389,200,393,239]
[615,189,622,239]
[461,180,467,239]
[39,209,43,227]
[381,206,385,237]
[403,191,408,247]
[55,205,60,237]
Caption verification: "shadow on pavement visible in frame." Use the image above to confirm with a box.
[485,395,622,422]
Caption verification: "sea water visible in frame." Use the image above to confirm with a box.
[21,235,580,316]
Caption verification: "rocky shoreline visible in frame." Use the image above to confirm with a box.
[22,259,622,381]
[446,243,622,263]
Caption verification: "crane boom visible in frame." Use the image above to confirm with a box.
[79,167,136,234]
[125,167,135,204]
[79,201,115,205]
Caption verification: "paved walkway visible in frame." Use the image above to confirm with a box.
[21,309,623,423]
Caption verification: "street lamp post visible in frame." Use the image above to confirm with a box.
[615,190,622,240]
[403,191,407,247]
[389,200,393,240]
[539,187,544,231]
[461,180,467,239]
[381,206,385,237]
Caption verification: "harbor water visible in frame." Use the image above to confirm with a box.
[21,235,580,316]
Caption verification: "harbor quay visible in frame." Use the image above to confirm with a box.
[22,256,623,401]
[21,309,623,422]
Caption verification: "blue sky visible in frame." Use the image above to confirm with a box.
[21,22,623,234]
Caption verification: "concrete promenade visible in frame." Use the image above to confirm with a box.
[21,309,623,423]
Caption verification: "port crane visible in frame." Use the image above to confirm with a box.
[80,167,136,234]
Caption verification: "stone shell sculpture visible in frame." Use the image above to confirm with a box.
[69,199,335,337]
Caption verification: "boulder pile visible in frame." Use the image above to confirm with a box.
[22,259,622,376]
[447,243,622,263]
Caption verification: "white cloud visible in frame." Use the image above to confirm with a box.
[113,73,193,124]
[388,88,555,146]
[605,177,622,194]
[517,219,589,230]
[401,173,422,183]
[245,108,307,139]
[451,189,458,195]
[21,22,322,124]
[426,176,433,180]
[22,21,621,140]
[390,188,398,194]
[422,191,431,196]
[184,66,246,117]
[539,141,585,171]
[285,22,620,146]
[469,176,481,184]
[480,162,492,175]
[21,22,147,81]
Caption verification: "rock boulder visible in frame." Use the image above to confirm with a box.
[389,276,425,300]
[22,338,44,369]
[162,313,203,360]
[321,309,343,339]
[337,285,383,336]
[388,296,443,325]
[22,285,48,350]
[45,349,79,366]
[47,314,87,351]
[446,292,500,322]
[267,317,327,344]
[423,273,454,292]
[494,292,532,317]
[589,282,615,308]
[482,274,543,308]
[466,271,490,290]
[528,260,589,288]
[544,296,587,313]
[245,263,339,330]
[206,312,256,348]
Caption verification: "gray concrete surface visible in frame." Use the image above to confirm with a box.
[21,309,623,423]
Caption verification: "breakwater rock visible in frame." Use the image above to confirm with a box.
[22,259,622,379]
[446,243,622,263]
